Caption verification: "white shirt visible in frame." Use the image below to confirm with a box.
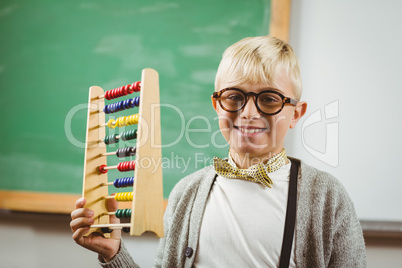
[194,159,296,268]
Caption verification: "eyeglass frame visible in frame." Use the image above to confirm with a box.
[212,87,298,115]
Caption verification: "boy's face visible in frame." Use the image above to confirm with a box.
[212,71,307,162]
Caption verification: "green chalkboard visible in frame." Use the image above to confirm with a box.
[0,0,270,200]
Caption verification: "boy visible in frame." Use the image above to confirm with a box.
[70,36,367,267]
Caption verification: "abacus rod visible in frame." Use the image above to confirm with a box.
[102,212,116,216]
[98,98,139,113]
[103,192,133,200]
[102,147,136,157]
[102,210,132,216]
[103,165,118,171]
[100,122,112,127]
[101,209,131,216]
[102,152,117,156]
[90,223,131,229]
[103,195,133,201]
[97,82,142,100]
[101,182,114,186]
[99,135,120,142]
[103,194,134,200]
[99,161,135,173]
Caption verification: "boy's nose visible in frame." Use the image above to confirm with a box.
[240,97,261,119]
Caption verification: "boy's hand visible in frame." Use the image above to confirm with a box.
[70,197,121,262]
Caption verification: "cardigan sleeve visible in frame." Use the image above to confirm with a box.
[328,200,367,267]
[295,162,367,267]
[98,240,140,268]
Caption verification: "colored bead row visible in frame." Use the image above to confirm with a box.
[113,177,134,188]
[116,146,136,158]
[121,130,138,141]
[114,192,133,202]
[107,114,139,129]
[104,81,141,100]
[98,160,135,173]
[115,209,132,219]
[117,160,136,172]
[103,97,140,114]
[104,134,119,144]
[103,130,137,145]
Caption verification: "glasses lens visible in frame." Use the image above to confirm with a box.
[220,89,246,111]
[257,92,283,114]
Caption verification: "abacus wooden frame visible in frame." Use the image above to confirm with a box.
[82,68,164,238]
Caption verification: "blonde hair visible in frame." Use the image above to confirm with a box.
[215,36,303,100]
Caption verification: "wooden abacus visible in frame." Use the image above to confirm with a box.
[82,68,164,238]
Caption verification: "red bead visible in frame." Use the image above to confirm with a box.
[132,81,141,92]
[104,81,139,100]
[127,84,134,94]
[117,160,135,172]
[99,164,108,174]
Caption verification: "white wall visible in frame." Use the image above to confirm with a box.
[286,0,402,265]
[287,0,402,222]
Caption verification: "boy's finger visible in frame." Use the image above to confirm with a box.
[107,196,119,211]
[72,226,90,245]
[109,213,120,225]
[75,197,86,209]
[70,217,94,233]
[70,208,94,220]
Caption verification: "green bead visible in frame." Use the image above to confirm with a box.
[104,134,119,144]
[115,209,121,218]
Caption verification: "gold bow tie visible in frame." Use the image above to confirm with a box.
[213,149,288,188]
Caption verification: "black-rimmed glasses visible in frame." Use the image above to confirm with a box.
[212,88,298,115]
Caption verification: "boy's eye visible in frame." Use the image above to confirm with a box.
[224,93,245,102]
[260,97,277,103]
[259,93,281,104]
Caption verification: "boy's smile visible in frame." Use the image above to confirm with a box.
[234,125,268,136]
[212,71,307,168]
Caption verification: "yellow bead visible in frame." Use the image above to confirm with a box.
[114,192,133,201]
[116,116,126,127]
[122,114,139,126]
[107,119,116,129]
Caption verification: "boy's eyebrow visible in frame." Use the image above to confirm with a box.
[230,86,285,95]
[263,87,284,94]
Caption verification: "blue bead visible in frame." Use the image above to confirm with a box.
[113,177,134,188]
[128,99,135,108]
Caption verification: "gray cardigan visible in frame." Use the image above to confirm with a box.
[100,160,367,267]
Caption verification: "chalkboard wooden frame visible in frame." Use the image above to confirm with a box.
[0,1,290,215]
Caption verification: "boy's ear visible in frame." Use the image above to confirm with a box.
[211,95,218,112]
[290,101,307,129]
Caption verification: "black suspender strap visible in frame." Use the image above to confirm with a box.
[279,158,300,268]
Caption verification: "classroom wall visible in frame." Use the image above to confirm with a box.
[287,0,402,266]
[287,0,402,222]
[1,0,401,267]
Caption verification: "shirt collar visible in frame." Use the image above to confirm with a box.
[227,149,289,174]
